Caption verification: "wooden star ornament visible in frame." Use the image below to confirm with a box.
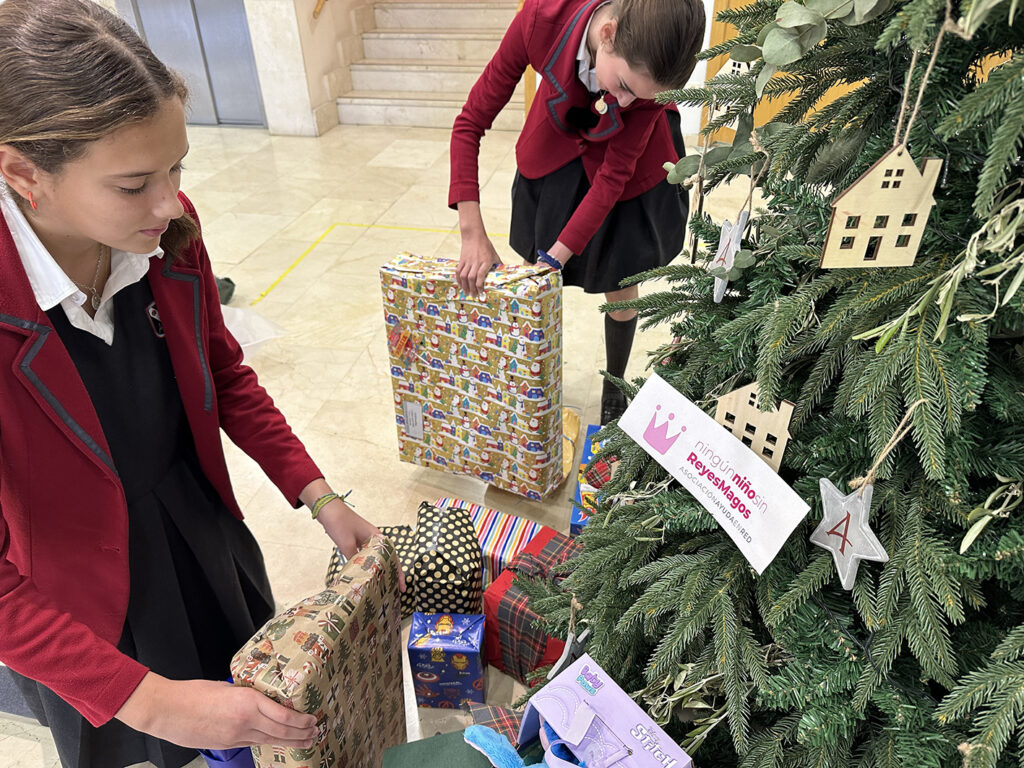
[810,478,889,590]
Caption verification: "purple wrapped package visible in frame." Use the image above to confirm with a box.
[518,653,693,768]
[408,612,486,708]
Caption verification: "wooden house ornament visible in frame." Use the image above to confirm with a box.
[714,382,794,473]
[820,146,942,269]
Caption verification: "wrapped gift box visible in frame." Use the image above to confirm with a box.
[519,654,693,768]
[326,502,483,618]
[571,423,612,535]
[232,536,405,768]
[408,612,486,708]
[466,703,524,746]
[483,528,581,684]
[381,253,563,500]
[435,497,543,589]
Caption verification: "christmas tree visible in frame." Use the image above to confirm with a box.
[523,1,1024,765]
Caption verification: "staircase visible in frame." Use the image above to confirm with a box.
[337,0,524,129]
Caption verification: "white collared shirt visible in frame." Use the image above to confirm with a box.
[577,2,611,94]
[0,186,162,345]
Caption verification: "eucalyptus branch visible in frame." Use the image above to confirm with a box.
[960,476,1023,553]
[855,198,1024,350]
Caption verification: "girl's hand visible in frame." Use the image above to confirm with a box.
[457,230,502,296]
[116,674,317,750]
[456,200,501,296]
[317,499,407,592]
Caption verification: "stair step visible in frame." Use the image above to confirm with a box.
[351,59,524,94]
[362,29,504,60]
[374,2,516,30]
[337,90,524,130]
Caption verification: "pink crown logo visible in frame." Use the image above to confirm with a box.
[644,405,685,454]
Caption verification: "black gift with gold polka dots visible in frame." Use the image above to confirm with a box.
[326,501,482,617]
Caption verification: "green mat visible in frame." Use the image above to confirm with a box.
[382,729,491,767]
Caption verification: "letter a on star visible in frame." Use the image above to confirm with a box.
[810,478,889,590]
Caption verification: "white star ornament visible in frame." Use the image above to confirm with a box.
[810,478,889,590]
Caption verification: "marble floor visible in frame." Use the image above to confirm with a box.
[0,121,754,767]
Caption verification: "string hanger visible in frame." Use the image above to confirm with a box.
[892,0,954,150]
[689,99,715,264]
[849,399,929,496]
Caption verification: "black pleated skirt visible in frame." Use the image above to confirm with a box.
[509,109,688,294]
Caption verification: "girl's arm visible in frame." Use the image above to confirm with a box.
[115,674,316,750]
[545,240,574,265]
[449,9,532,209]
[297,479,406,591]
[456,201,502,295]
[556,103,665,256]
[450,7,532,295]
[0,532,315,747]
[0,510,149,725]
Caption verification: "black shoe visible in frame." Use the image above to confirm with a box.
[601,388,627,425]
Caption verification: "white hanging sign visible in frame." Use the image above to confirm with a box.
[619,373,810,574]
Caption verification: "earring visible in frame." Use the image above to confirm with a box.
[28,191,37,211]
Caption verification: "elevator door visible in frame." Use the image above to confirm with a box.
[133,0,265,126]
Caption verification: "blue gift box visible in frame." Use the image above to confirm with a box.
[571,423,604,535]
[408,613,485,708]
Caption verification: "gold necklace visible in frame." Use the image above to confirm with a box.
[71,243,108,311]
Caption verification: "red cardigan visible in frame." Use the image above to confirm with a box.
[0,194,322,726]
[448,0,680,256]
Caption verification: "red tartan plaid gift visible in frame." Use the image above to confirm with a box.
[465,703,524,744]
[583,456,616,489]
[483,527,581,684]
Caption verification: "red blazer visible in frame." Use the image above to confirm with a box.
[0,194,322,726]
[448,0,680,256]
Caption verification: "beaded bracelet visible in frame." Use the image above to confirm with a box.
[536,249,563,271]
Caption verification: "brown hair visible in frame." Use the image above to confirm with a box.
[611,0,706,89]
[0,0,198,256]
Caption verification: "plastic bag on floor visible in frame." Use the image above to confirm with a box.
[220,304,288,355]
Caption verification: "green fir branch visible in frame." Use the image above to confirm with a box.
[972,93,1024,218]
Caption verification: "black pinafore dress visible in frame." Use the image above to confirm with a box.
[12,277,276,768]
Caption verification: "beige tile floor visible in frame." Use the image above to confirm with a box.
[0,122,754,766]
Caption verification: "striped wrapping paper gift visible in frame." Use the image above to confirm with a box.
[435,497,544,588]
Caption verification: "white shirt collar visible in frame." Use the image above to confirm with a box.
[577,2,611,94]
[0,185,163,345]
